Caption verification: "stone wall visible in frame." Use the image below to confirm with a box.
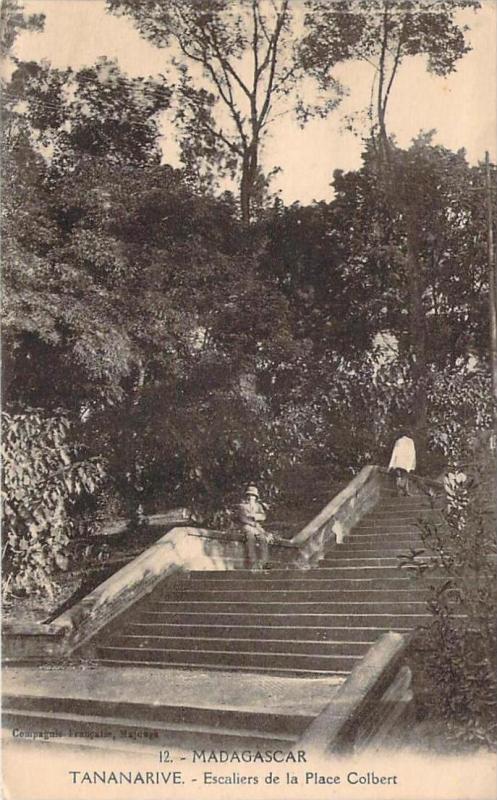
[1,624,66,663]
[288,465,384,567]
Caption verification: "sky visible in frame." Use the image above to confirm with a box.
[13,0,497,205]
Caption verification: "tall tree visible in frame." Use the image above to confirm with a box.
[258,200,378,364]
[256,140,491,474]
[302,0,480,432]
[107,0,347,222]
[2,55,173,408]
[302,0,480,151]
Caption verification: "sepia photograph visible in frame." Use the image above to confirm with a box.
[1,1,496,798]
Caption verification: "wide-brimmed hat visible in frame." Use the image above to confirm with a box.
[245,484,259,497]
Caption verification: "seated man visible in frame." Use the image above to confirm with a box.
[237,485,274,571]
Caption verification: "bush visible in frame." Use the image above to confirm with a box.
[2,409,105,599]
[401,451,497,749]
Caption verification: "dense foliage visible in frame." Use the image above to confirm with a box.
[401,451,497,749]
[2,411,105,598]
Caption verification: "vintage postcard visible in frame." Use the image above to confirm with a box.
[1,1,496,798]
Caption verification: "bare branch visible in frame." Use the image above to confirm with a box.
[206,25,252,100]
[256,3,271,44]
[202,122,243,156]
[381,13,408,121]
[272,62,298,94]
[188,25,249,148]
[257,0,289,130]
[175,33,205,65]
[251,0,260,130]
[377,0,389,142]
[359,54,382,71]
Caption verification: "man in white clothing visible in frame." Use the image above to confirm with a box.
[388,433,416,496]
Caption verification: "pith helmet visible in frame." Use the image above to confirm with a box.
[245,484,259,497]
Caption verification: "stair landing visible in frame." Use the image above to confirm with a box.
[3,664,343,752]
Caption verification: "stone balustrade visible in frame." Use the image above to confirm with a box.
[298,632,412,754]
[3,465,437,664]
[287,465,384,567]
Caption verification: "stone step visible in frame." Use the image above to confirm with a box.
[318,556,401,567]
[337,541,426,552]
[3,693,311,738]
[379,488,437,496]
[184,564,412,577]
[162,588,427,603]
[342,528,424,550]
[124,622,401,642]
[312,566,404,577]
[379,499,444,508]
[147,600,427,615]
[348,526,424,534]
[348,538,425,547]
[353,519,426,526]
[376,500,440,508]
[182,576,434,591]
[362,513,440,523]
[2,707,297,748]
[353,519,428,527]
[366,505,440,513]
[106,635,372,657]
[319,557,431,568]
[190,566,409,578]
[332,547,426,558]
[95,645,362,673]
[344,538,423,547]
[334,536,416,558]
[132,610,430,627]
[94,658,350,678]
[354,525,434,534]
[376,504,440,511]
[343,541,424,551]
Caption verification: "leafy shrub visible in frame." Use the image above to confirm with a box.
[401,453,497,749]
[428,368,494,465]
[2,410,105,599]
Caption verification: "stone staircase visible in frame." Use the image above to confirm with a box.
[3,481,444,752]
[92,489,442,677]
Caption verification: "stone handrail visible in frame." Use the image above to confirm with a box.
[286,465,383,566]
[2,526,248,662]
[54,526,252,656]
[297,631,412,754]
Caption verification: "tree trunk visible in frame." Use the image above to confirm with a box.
[405,216,428,442]
[485,152,497,443]
[240,155,251,225]
[240,139,259,225]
